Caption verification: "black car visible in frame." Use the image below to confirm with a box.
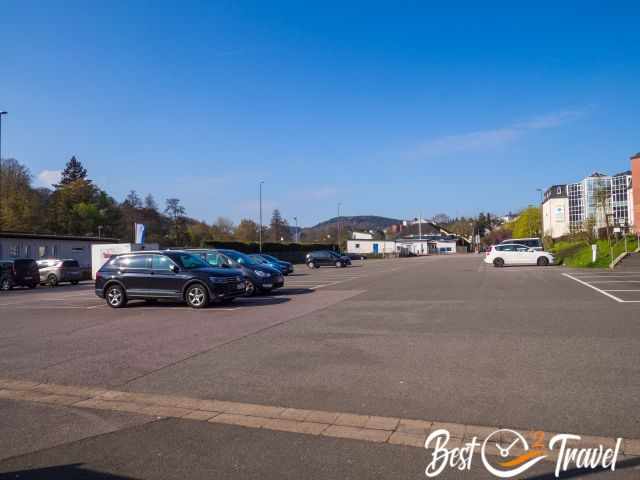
[95,250,245,308]
[250,254,294,275]
[0,259,40,290]
[186,249,284,296]
[305,250,352,268]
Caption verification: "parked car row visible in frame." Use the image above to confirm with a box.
[0,258,83,290]
[94,248,355,309]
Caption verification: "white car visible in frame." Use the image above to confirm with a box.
[484,243,555,267]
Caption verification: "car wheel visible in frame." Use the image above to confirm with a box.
[71,280,79,285]
[244,280,257,297]
[537,257,549,267]
[307,261,315,269]
[106,284,127,308]
[493,258,505,268]
[185,283,209,308]
[0,277,11,291]
[335,261,343,268]
[47,274,58,287]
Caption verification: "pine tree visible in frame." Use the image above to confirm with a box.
[58,156,88,185]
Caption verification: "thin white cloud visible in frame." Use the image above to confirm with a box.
[35,169,61,188]
[411,109,585,158]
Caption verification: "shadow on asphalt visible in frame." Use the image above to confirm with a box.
[0,463,140,479]
[523,455,640,479]
[272,288,314,296]
[121,297,292,309]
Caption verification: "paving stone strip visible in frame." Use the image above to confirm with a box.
[0,377,638,462]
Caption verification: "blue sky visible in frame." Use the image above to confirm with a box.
[1,1,639,226]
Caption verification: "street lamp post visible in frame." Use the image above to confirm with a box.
[0,111,7,198]
[536,188,544,237]
[337,202,342,252]
[293,216,298,243]
[259,181,264,252]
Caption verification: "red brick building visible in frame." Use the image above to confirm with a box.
[633,153,640,233]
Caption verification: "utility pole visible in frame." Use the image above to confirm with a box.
[293,216,299,243]
[259,181,264,252]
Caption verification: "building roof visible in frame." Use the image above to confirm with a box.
[630,152,640,160]
[612,170,632,177]
[0,231,119,242]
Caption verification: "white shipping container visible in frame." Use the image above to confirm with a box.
[91,243,158,279]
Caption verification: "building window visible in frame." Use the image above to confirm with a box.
[53,246,59,257]
[9,245,19,257]
[39,246,46,258]
[355,243,360,248]
[25,245,31,257]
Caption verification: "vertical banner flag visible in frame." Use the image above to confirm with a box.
[134,223,146,244]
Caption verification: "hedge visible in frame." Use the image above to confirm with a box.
[202,241,340,264]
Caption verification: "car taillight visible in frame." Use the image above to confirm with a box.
[95,271,102,279]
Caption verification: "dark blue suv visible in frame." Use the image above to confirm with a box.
[95,250,245,308]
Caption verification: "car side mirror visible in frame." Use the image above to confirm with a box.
[170,265,179,273]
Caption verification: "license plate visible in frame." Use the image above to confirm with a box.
[262,283,273,288]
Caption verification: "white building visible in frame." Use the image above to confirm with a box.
[351,231,374,240]
[542,171,634,239]
[542,185,570,239]
[347,239,396,255]
[0,232,119,275]
[346,236,461,256]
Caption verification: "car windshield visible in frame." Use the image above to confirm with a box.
[250,255,268,264]
[171,252,210,269]
[223,251,260,266]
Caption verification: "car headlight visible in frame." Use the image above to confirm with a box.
[254,270,270,278]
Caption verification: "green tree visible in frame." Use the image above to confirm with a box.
[269,209,291,242]
[235,218,259,242]
[186,221,212,247]
[511,206,542,238]
[165,198,187,245]
[144,193,158,211]
[210,216,235,241]
[0,158,41,231]
[58,156,88,186]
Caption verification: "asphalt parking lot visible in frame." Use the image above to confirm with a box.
[1,255,639,479]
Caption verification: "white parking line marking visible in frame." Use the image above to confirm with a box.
[588,280,640,283]
[603,290,640,292]
[562,273,624,303]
